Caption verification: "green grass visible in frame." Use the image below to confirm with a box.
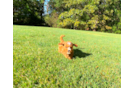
[13,25,121,88]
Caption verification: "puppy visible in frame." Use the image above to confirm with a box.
[58,35,78,59]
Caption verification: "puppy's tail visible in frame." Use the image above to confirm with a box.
[60,35,65,42]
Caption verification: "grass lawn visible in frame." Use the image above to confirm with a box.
[13,25,121,88]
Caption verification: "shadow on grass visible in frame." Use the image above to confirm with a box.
[73,49,92,58]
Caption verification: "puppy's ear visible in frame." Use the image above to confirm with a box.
[73,44,78,47]
[59,43,64,46]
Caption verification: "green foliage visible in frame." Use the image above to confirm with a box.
[44,15,51,26]
[58,0,99,30]
[74,19,80,27]
[112,24,121,34]
[116,30,121,34]
[83,4,98,14]
[65,0,85,7]
[45,11,59,27]
[48,0,121,33]
[59,18,74,27]
[13,0,121,33]
[13,0,45,25]
[112,25,117,32]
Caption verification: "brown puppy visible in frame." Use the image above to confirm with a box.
[58,35,78,59]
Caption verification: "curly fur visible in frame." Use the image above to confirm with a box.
[58,35,78,59]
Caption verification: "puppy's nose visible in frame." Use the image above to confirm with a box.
[67,47,71,52]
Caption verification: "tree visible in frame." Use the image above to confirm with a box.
[57,0,121,33]
[45,10,59,27]
[58,0,99,30]
[13,0,45,25]
[44,0,68,27]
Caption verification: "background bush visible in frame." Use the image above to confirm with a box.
[13,0,121,34]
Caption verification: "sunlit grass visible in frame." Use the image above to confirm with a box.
[13,25,121,88]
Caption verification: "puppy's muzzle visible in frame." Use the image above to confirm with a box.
[67,47,71,54]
